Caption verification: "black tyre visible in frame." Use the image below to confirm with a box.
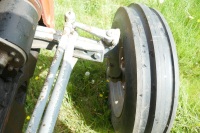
[0,72,26,133]
[0,50,39,132]
[108,3,179,133]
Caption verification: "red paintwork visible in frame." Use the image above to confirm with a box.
[39,0,55,28]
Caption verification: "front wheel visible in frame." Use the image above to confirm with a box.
[107,3,179,133]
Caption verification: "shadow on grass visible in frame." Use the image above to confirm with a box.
[66,60,114,132]
[54,119,74,133]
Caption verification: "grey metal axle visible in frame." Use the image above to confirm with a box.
[26,34,70,133]
[27,10,121,133]
[38,34,77,133]
[26,11,77,133]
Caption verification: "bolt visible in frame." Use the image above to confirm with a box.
[8,65,14,71]
[65,10,76,23]
[122,85,125,89]
[14,58,20,63]
[10,52,16,57]
[94,53,101,60]
[0,52,9,68]
[106,30,113,37]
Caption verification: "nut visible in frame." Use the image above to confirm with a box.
[8,65,14,71]
[14,58,20,63]
[10,52,16,57]
[94,53,101,60]
[106,30,113,37]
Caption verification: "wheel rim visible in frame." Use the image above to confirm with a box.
[110,81,125,118]
[109,44,126,118]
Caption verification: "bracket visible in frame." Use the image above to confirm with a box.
[33,19,120,63]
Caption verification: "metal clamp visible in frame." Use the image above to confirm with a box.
[74,22,120,46]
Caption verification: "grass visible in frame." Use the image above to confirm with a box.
[25,0,200,132]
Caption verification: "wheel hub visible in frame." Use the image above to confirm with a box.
[109,44,126,117]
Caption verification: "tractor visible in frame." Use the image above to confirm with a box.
[0,0,179,133]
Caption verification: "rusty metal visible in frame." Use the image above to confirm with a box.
[39,0,55,28]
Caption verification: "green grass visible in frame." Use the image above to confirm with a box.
[25,0,200,132]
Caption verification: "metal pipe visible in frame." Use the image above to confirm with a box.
[34,27,61,42]
[38,34,77,133]
[74,22,120,46]
[75,36,104,52]
[34,31,56,41]
[36,26,56,34]
[26,34,67,133]
[74,22,107,40]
